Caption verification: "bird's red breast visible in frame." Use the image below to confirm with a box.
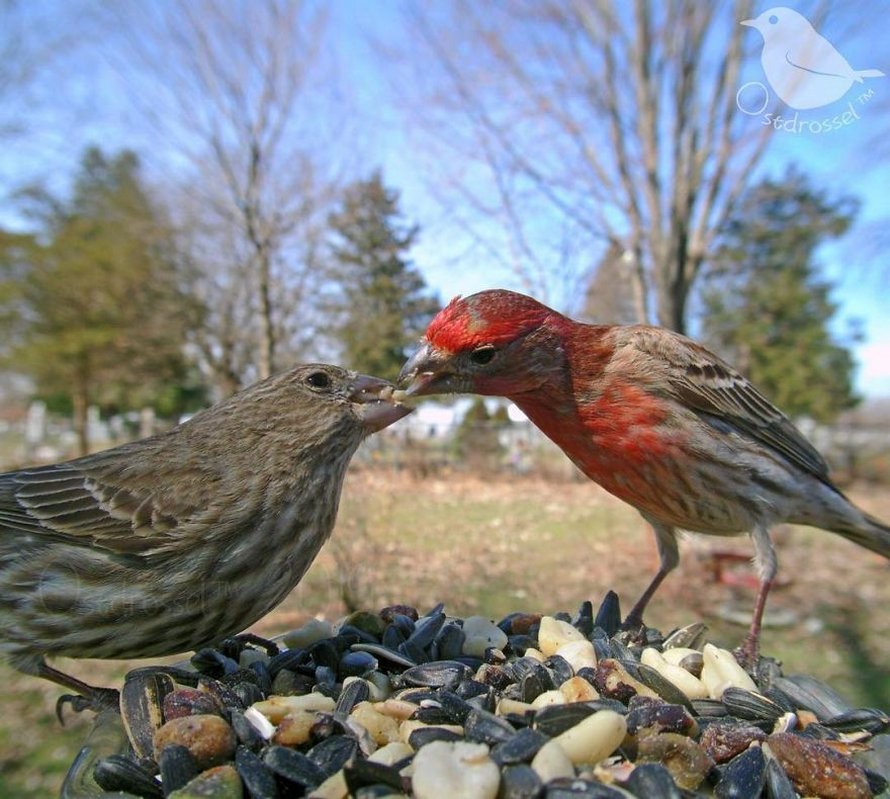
[504,322,695,520]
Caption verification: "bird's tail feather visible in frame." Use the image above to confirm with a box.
[835,513,890,560]
[856,69,885,79]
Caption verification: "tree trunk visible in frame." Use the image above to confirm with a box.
[398,0,768,333]
[256,249,274,380]
[72,383,89,457]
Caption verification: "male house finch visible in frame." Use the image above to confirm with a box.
[399,289,890,663]
[0,364,411,709]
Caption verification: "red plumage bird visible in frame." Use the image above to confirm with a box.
[398,289,890,663]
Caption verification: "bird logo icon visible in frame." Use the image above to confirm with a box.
[741,6,883,110]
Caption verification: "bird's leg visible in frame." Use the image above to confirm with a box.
[736,577,773,669]
[622,522,679,630]
[34,660,120,721]
[623,569,669,630]
[735,524,777,670]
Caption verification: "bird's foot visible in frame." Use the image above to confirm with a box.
[620,610,644,631]
[34,659,121,723]
[618,612,649,645]
[55,687,120,723]
[733,636,760,672]
[125,664,201,687]
[219,632,280,659]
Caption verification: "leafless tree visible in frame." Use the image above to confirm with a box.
[0,1,52,141]
[581,243,640,325]
[101,0,343,390]
[0,1,88,178]
[390,0,774,332]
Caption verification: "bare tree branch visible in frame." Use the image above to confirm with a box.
[98,0,344,390]
[389,0,779,330]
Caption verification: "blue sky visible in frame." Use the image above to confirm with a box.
[353,1,890,397]
[2,0,889,398]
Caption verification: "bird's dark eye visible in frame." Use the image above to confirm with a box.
[470,345,496,365]
[306,371,332,389]
[768,14,778,23]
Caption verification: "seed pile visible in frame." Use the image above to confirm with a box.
[67,593,890,798]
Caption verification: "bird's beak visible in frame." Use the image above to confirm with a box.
[398,342,463,396]
[740,18,755,27]
[349,374,413,432]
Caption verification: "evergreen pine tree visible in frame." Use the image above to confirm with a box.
[0,148,203,453]
[326,171,439,380]
[701,168,860,422]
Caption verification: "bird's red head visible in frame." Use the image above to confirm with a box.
[399,289,564,397]
[425,290,553,354]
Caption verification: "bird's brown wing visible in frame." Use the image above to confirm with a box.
[627,328,831,482]
[0,460,193,556]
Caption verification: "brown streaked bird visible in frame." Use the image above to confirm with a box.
[0,364,411,711]
[399,289,890,664]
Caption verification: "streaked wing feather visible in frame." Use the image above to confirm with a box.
[634,330,831,481]
[1,463,189,554]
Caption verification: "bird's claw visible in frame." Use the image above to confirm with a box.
[733,638,761,673]
[55,688,121,723]
[618,612,648,643]
[56,694,87,723]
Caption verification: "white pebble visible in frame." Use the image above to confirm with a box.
[640,648,709,700]
[522,647,547,662]
[412,741,500,799]
[252,693,336,723]
[462,616,509,657]
[282,618,333,649]
[368,741,414,765]
[351,701,401,745]
[531,739,576,782]
[559,676,599,703]
[272,710,316,746]
[553,709,627,765]
[660,646,701,666]
[378,698,418,720]
[538,616,586,657]
[700,643,757,699]
[597,659,658,699]
[243,706,276,740]
[495,697,535,716]
[555,639,597,672]
[531,690,566,709]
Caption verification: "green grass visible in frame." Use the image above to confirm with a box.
[1,469,888,796]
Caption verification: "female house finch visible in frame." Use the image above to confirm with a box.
[0,364,411,709]
[399,289,890,663]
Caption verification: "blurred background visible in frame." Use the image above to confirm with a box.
[0,0,888,794]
